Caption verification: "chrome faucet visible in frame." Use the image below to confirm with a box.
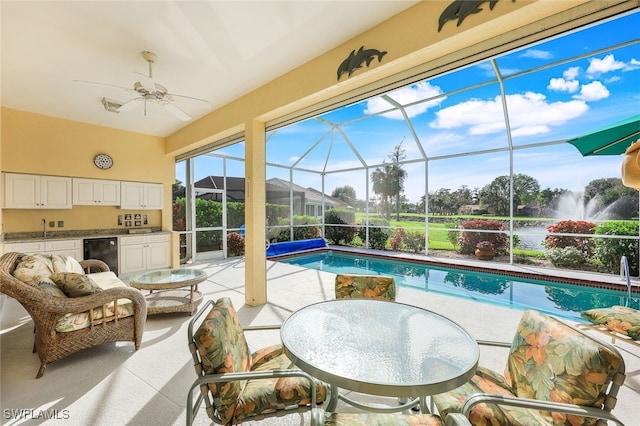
[41,218,47,239]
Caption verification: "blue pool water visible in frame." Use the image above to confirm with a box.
[278,251,638,321]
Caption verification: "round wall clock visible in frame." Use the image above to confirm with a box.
[94,153,113,170]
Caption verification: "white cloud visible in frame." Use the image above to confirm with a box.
[521,49,553,60]
[364,82,445,119]
[431,91,589,137]
[573,81,610,101]
[563,66,580,80]
[586,53,626,76]
[548,78,579,93]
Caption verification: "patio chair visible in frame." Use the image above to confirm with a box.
[432,309,626,426]
[578,305,640,349]
[186,298,328,425]
[334,274,396,301]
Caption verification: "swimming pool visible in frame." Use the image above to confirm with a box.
[278,251,638,321]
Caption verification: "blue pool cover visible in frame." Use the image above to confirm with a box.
[266,238,327,256]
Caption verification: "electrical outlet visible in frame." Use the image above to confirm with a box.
[49,221,55,228]
[58,221,64,228]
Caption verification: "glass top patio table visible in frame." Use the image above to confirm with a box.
[281,299,479,398]
[129,268,207,290]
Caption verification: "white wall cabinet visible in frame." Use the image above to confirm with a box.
[4,173,72,209]
[119,233,170,274]
[73,178,120,206]
[120,181,163,210]
[2,239,83,259]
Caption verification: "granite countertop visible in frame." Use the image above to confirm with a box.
[1,227,165,243]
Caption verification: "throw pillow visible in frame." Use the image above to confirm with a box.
[51,254,85,274]
[50,272,101,298]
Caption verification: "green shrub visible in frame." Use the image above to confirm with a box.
[274,215,321,242]
[594,221,639,275]
[545,246,586,267]
[544,220,595,257]
[459,219,508,255]
[404,231,426,253]
[324,209,356,245]
[445,221,460,250]
[361,226,390,249]
[357,219,391,250]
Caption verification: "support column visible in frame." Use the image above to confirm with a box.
[244,119,267,306]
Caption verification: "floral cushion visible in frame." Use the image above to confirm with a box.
[325,413,444,425]
[50,272,101,297]
[12,254,66,298]
[335,274,395,300]
[194,297,251,425]
[54,272,135,333]
[581,305,640,340]
[234,344,327,423]
[434,309,623,426]
[51,254,85,274]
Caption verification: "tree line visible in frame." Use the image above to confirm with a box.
[331,143,639,220]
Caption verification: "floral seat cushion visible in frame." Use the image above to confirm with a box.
[581,305,640,340]
[335,274,395,300]
[194,297,327,425]
[433,309,623,426]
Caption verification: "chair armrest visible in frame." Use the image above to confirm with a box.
[243,325,281,332]
[80,259,110,273]
[33,286,146,315]
[462,394,624,426]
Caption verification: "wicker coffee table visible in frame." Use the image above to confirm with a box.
[129,268,206,315]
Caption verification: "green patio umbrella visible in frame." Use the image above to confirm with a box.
[567,114,640,156]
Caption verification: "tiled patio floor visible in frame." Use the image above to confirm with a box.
[1,257,639,425]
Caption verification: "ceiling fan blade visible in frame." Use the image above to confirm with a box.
[161,102,192,121]
[117,97,144,112]
[73,79,133,92]
[166,92,211,108]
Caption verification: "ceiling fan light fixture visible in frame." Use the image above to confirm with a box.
[102,97,122,113]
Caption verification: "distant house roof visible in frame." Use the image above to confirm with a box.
[266,178,345,207]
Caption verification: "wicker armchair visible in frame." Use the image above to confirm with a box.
[0,251,147,378]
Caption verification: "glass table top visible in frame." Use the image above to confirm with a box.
[129,268,207,287]
[281,299,479,397]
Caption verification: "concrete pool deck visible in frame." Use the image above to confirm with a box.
[1,256,639,425]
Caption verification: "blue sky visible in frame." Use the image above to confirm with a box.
[179,11,639,204]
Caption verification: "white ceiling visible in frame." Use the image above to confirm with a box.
[1,1,419,137]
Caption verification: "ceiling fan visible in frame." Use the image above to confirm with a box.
[75,51,211,121]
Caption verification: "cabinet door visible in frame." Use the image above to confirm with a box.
[40,176,72,209]
[120,244,146,274]
[4,173,40,208]
[73,178,97,205]
[146,241,170,270]
[120,181,144,209]
[98,180,121,205]
[144,183,164,209]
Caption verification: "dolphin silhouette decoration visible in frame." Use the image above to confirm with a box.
[337,46,387,80]
[438,0,514,32]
